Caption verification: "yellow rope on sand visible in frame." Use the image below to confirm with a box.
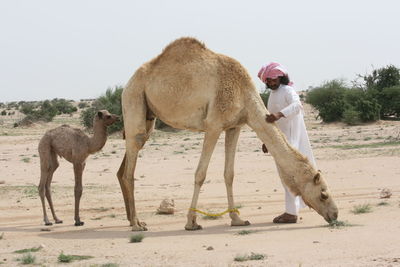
[189,208,240,217]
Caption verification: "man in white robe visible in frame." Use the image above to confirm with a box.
[258,62,316,223]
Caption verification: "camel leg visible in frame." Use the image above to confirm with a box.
[224,127,250,226]
[185,130,221,231]
[38,144,57,225]
[117,154,130,221]
[45,151,62,224]
[38,154,52,226]
[73,162,85,226]
[123,137,147,231]
[117,119,155,224]
[120,87,154,231]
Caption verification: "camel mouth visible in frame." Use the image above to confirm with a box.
[324,211,339,223]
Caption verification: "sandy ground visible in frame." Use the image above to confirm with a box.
[1,105,400,266]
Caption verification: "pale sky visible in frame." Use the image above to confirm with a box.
[1,0,399,102]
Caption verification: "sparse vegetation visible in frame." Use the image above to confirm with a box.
[14,246,42,254]
[21,157,31,163]
[23,186,38,198]
[377,201,389,206]
[58,252,93,263]
[234,252,266,262]
[330,141,400,150]
[0,233,3,240]
[202,213,222,220]
[351,204,372,214]
[17,98,77,126]
[328,220,355,228]
[129,234,145,243]
[236,230,254,235]
[18,253,36,265]
[78,102,89,109]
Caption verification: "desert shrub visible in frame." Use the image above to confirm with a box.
[58,252,93,263]
[1,110,6,116]
[129,233,144,243]
[307,80,381,124]
[351,203,372,214]
[343,89,380,122]
[342,108,361,125]
[260,90,270,107]
[306,80,347,122]
[81,86,123,133]
[78,102,88,109]
[51,98,77,114]
[81,85,177,132]
[18,100,57,124]
[357,65,400,118]
[380,86,400,117]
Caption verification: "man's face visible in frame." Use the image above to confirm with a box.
[266,78,280,90]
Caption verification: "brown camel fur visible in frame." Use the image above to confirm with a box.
[117,37,339,231]
[38,110,118,226]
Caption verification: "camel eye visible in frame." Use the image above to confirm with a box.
[106,115,111,119]
[320,191,329,200]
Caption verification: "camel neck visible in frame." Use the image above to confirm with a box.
[245,93,311,178]
[88,122,107,154]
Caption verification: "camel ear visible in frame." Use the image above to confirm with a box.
[313,172,321,185]
[97,111,103,119]
[321,191,329,200]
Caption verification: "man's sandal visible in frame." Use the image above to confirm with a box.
[273,213,298,223]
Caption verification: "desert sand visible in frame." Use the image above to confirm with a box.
[1,104,400,266]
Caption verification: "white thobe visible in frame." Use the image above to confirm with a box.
[267,84,316,215]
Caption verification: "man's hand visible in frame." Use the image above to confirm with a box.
[266,112,284,123]
[262,144,268,153]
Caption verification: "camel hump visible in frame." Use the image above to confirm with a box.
[162,37,206,54]
[150,37,209,67]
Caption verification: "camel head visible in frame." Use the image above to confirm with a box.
[301,171,338,223]
[95,110,119,126]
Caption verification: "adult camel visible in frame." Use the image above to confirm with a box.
[117,37,338,231]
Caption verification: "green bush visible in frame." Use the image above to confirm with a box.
[260,90,270,107]
[81,86,123,133]
[359,65,400,118]
[81,86,176,133]
[344,89,380,122]
[51,98,77,114]
[19,100,58,124]
[78,102,88,109]
[307,80,381,124]
[381,86,400,117]
[306,80,347,122]
[342,108,361,125]
[1,110,6,116]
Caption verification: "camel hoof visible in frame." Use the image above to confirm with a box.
[55,220,63,224]
[131,225,148,231]
[185,224,203,231]
[231,220,251,226]
[45,222,53,226]
[74,221,84,226]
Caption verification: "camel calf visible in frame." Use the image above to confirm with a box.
[38,110,118,226]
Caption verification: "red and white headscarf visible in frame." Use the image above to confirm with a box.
[258,62,289,83]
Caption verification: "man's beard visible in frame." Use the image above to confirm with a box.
[266,84,280,90]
